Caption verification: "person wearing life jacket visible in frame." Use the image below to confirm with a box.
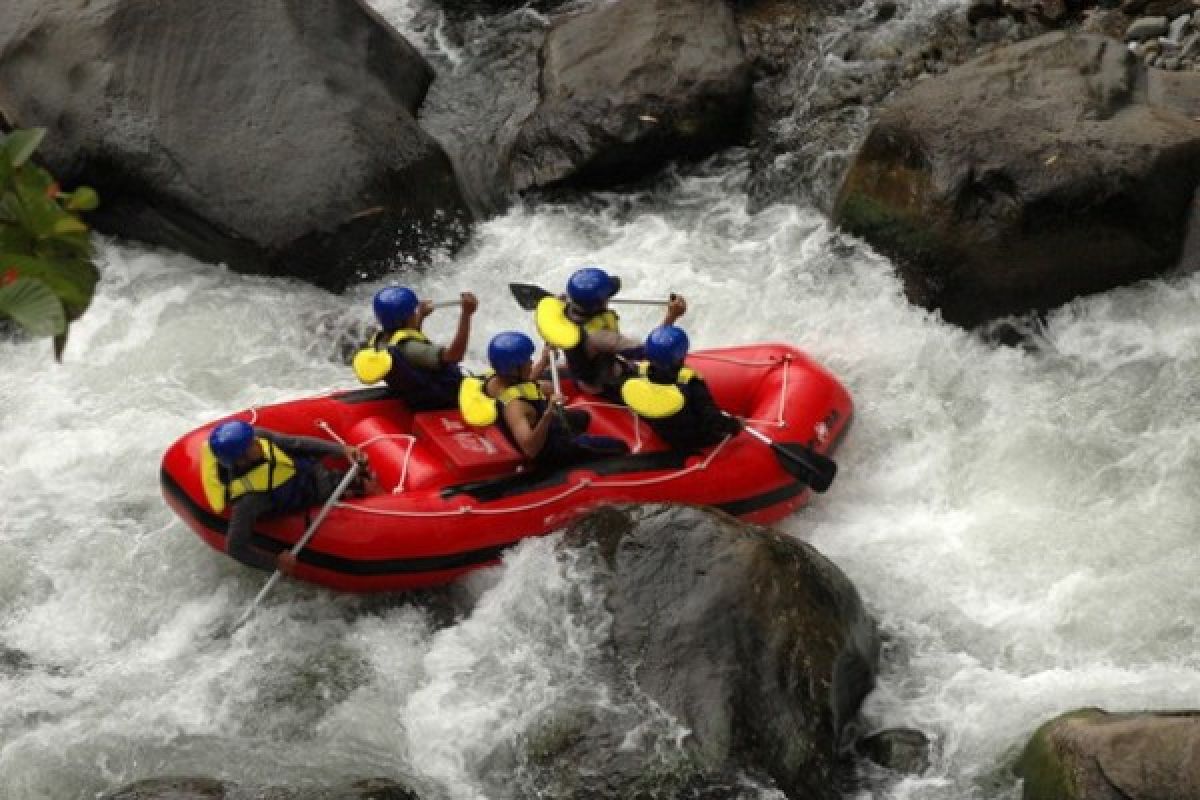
[464,331,627,470]
[621,325,740,451]
[202,420,372,575]
[352,286,478,410]
[556,267,687,397]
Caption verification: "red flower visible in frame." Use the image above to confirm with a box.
[1,268,18,286]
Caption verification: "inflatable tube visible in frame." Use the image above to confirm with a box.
[160,344,853,592]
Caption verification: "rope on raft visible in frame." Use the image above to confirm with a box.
[314,352,796,518]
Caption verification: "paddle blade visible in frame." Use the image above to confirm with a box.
[772,443,837,492]
[509,282,552,311]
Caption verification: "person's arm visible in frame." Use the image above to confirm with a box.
[532,346,551,378]
[414,299,434,331]
[662,294,687,326]
[225,493,278,571]
[504,398,555,459]
[691,380,741,436]
[258,429,347,460]
[586,330,642,357]
[440,292,478,364]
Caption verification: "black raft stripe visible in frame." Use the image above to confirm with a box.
[161,469,515,576]
[162,466,810,578]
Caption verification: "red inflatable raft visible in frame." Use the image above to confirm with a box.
[160,344,852,592]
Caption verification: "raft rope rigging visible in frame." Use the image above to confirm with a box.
[336,435,732,519]
[308,352,795,517]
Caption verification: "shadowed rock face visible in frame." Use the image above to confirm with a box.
[1017,708,1200,800]
[833,32,1200,328]
[527,504,880,800]
[0,0,471,291]
[507,0,753,191]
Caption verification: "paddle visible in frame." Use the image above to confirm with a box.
[226,463,362,634]
[509,282,669,312]
[727,414,837,492]
[528,298,573,429]
[543,346,571,426]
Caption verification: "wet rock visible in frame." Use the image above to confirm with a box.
[0,644,32,673]
[969,0,1007,24]
[1168,12,1192,41]
[508,0,752,191]
[1080,8,1133,39]
[101,776,420,799]
[1142,0,1195,16]
[417,7,546,216]
[1006,0,1070,25]
[857,727,932,774]
[832,33,1200,328]
[525,504,880,800]
[1016,708,1200,800]
[1126,15,1170,39]
[0,0,470,291]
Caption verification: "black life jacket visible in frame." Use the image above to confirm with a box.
[204,437,318,514]
[561,306,622,387]
[623,363,728,451]
[359,328,463,411]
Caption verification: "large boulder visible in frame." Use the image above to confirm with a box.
[0,0,470,290]
[415,8,547,216]
[508,0,752,191]
[832,33,1200,328]
[508,505,880,799]
[1016,708,1200,800]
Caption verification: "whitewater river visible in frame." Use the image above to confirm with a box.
[4,4,1200,800]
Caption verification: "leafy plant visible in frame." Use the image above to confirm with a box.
[0,128,100,359]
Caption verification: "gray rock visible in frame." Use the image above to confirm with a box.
[832,33,1200,327]
[508,0,751,191]
[536,504,880,800]
[1168,11,1192,41]
[1016,708,1200,800]
[1146,62,1200,113]
[1080,8,1133,39]
[1127,15,1171,40]
[1181,29,1200,57]
[1142,0,1195,16]
[968,0,1006,24]
[858,727,932,774]
[0,0,471,291]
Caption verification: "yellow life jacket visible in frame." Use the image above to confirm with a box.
[352,329,431,384]
[621,362,697,419]
[459,373,545,427]
[200,437,297,513]
[582,309,620,334]
[534,297,620,350]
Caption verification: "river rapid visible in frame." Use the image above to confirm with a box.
[3,2,1200,800]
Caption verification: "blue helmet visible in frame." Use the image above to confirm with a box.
[645,325,689,369]
[566,267,619,311]
[373,286,419,329]
[209,420,255,465]
[488,331,535,376]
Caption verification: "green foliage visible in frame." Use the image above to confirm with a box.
[0,127,100,359]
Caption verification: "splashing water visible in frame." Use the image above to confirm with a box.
[4,0,1200,797]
